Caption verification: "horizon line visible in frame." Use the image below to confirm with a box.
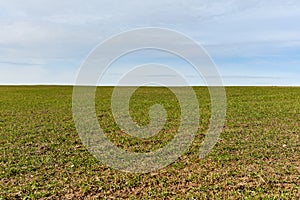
[0,84,299,87]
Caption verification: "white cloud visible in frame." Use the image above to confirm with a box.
[0,64,47,84]
[0,63,77,84]
[0,0,299,85]
[0,21,63,45]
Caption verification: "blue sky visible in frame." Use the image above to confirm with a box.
[0,0,300,85]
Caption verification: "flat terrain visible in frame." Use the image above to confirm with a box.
[0,86,299,199]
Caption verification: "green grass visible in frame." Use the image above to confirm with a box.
[0,86,299,199]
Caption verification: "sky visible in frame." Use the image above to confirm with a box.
[0,0,300,86]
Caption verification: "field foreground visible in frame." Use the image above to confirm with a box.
[0,86,299,199]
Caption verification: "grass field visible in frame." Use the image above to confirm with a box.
[1,86,299,199]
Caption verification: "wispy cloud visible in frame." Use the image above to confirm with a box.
[0,61,42,66]
[0,0,299,85]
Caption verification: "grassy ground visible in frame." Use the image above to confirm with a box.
[0,86,299,199]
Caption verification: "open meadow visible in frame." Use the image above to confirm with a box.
[1,86,299,199]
